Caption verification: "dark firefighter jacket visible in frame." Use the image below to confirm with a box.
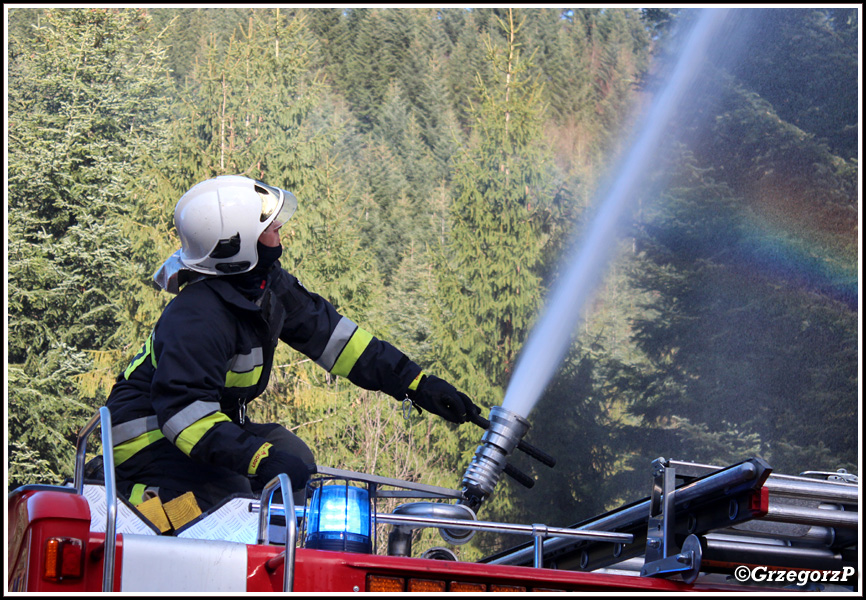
[106,265,422,478]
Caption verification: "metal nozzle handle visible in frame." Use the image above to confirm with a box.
[504,463,535,489]
[469,413,557,468]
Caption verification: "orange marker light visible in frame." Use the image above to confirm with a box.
[408,578,447,592]
[367,574,405,592]
[450,581,487,592]
[490,584,527,592]
[43,538,84,581]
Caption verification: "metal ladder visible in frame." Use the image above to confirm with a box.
[483,456,858,586]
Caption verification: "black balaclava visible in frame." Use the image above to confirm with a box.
[226,242,282,300]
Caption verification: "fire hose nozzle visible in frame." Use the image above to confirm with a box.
[468,412,557,468]
[461,406,532,510]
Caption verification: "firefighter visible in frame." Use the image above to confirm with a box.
[105,175,479,513]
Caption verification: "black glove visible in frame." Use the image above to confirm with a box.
[256,449,317,491]
[408,374,480,424]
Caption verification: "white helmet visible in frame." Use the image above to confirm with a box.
[174,175,297,275]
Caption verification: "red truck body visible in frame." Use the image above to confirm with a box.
[7,409,858,593]
[9,487,783,593]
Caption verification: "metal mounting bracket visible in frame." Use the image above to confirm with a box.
[640,458,703,584]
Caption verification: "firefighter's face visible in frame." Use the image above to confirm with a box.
[259,219,282,248]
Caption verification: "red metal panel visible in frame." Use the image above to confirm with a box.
[246,547,371,592]
[293,549,373,593]
[246,544,282,591]
[7,490,93,592]
[245,547,765,593]
[82,532,125,592]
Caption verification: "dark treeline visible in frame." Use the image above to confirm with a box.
[6,7,858,558]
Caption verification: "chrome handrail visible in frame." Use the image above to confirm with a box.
[257,473,297,592]
[73,407,117,593]
[375,512,633,568]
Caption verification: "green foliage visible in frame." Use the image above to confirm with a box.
[8,348,101,488]
[444,10,497,131]
[8,8,170,354]
[428,9,572,557]
[7,7,173,483]
[510,346,627,527]
[146,7,255,83]
[732,8,859,160]
[432,9,561,401]
[332,8,414,132]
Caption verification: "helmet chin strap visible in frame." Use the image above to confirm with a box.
[223,242,283,300]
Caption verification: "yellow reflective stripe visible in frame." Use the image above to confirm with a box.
[408,371,425,392]
[114,429,165,465]
[225,366,263,388]
[123,332,156,380]
[248,442,273,475]
[330,327,373,377]
[130,483,147,506]
[174,412,232,456]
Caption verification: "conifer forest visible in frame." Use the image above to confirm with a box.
[6,7,859,558]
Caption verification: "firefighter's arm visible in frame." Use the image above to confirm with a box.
[275,271,421,396]
[275,271,479,423]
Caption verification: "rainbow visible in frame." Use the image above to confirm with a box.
[735,181,858,311]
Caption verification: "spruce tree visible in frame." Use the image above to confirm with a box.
[626,146,857,477]
[433,9,558,402]
[7,8,172,486]
[430,9,564,556]
[445,10,494,131]
[731,8,858,160]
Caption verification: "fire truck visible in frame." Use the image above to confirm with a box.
[7,406,859,593]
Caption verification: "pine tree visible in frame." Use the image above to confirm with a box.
[433,9,559,401]
[7,7,172,486]
[429,9,565,557]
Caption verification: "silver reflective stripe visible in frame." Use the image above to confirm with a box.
[112,416,160,445]
[316,316,357,372]
[227,347,263,373]
[162,401,222,443]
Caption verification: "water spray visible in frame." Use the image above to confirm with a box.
[455,8,738,517]
[501,8,734,421]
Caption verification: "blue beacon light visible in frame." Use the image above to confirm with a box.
[305,483,372,553]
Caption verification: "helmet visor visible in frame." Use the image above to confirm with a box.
[256,181,298,227]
